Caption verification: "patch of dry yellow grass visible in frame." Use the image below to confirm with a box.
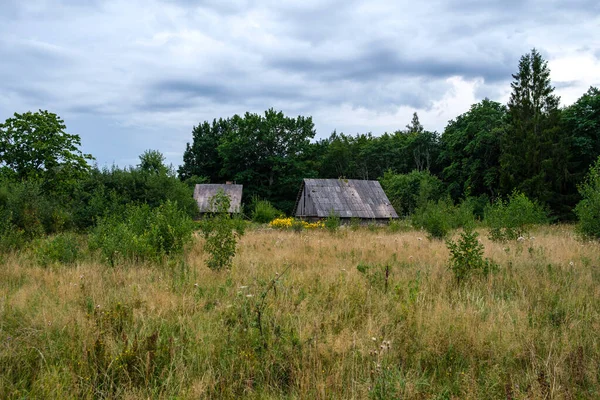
[1,225,599,399]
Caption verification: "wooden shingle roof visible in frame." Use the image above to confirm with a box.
[295,179,398,219]
[193,184,243,213]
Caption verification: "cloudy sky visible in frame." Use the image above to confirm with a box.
[1,0,599,168]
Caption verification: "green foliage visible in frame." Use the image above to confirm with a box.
[500,49,567,213]
[380,170,444,216]
[35,233,81,267]
[138,149,167,175]
[439,99,506,200]
[388,219,410,233]
[89,200,195,266]
[324,210,341,233]
[181,109,316,213]
[0,180,74,251]
[446,228,496,283]
[71,153,198,230]
[412,198,475,240]
[250,197,282,223]
[575,157,600,239]
[200,190,244,270]
[485,191,548,241]
[412,200,452,239]
[0,110,94,194]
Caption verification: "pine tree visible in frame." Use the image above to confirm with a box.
[500,49,566,213]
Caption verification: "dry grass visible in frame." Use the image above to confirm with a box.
[1,225,599,399]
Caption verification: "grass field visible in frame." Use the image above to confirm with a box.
[1,225,599,399]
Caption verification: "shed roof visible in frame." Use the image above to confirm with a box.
[193,184,243,213]
[295,179,398,219]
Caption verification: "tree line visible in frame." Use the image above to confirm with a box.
[1,48,599,246]
[180,49,599,219]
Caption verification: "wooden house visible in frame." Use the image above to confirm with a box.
[294,179,398,221]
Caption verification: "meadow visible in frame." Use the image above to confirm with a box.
[1,225,599,399]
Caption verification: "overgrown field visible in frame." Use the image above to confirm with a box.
[1,226,599,399]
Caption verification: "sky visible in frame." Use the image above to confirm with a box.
[1,0,599,168]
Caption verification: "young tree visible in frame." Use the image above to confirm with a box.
[0,110,94,193]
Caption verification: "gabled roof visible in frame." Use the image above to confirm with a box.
[193,184,243,213]
[295,178,398,219]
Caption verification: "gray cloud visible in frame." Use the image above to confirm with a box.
[1,0,598,167]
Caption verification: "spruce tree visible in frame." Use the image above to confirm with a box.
[500,49,567,214]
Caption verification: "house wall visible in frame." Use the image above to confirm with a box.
[295,188,317,217]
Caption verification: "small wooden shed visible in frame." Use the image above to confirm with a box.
[294,179,398,220]
[193,183,243,214]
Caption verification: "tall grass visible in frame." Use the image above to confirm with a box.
[0,225,599,398]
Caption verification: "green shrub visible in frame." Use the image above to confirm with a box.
[349,217,361,231]
[89,200,195,266]
[575,157,600,239]
[36,232,81,267]
[388,219,409,233]
[324,210,341,233]
[446,227,496,283]
[412,199,452,239]
[412,197,476,240]
[485,191,548,241]
[200,190,244,270]
[251,197,282,223]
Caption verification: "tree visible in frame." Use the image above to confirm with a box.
[178,118,228,183]
[574,156,600,239]
[138,149,167,175]
[439,99,507,200]
[403,113,439,172]
[217,109,316,212]
[0,110,94,193]
[500,49,567,213]
[562,87,600,184]
[179,109,316,213]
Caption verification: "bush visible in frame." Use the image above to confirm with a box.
[324,211,341,233]
[251,197,282,223]
[36,232,81,267]
[446,227,496,283]
[412,197,476,240]
[575,157,600,239]
[200,190,244,271]
[89,200,195,266]
[412,199,453,239]
[485,191,548,241]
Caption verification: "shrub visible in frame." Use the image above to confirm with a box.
[89,200,195,266]
[575,157,600,239]
[325,210,341,233]
[412,199,453,239]
[446,227,496,283]
[36,232,81,267]
[200,190,244,271]
[485,191,548,241]
[251,197,282,223]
